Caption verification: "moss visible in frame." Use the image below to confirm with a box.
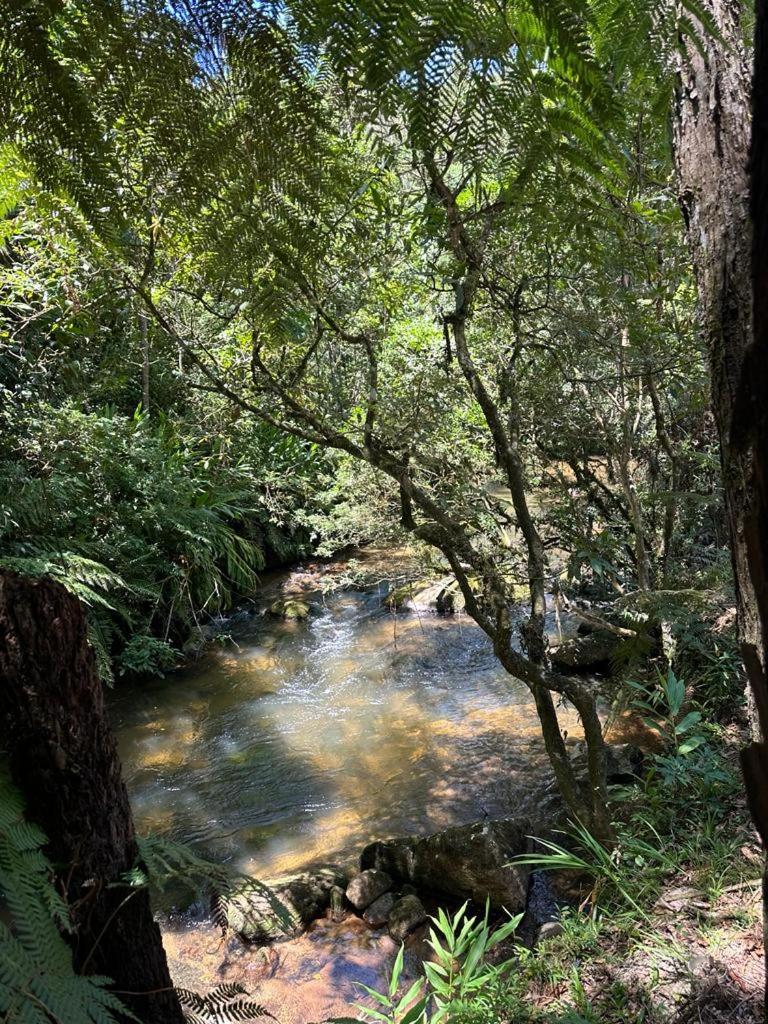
[268,598,311,620]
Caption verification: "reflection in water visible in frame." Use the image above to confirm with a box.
[111,587,582,879]
[163,913,406,1023]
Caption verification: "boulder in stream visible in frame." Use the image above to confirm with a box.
[382,575,481,614]
[346,869,392,910]
[361,819,532,912]
[550,631,618,673]
[227,865,348,944]
[388,894,427,941]
[267,597,311,620]
[363,892,396,927]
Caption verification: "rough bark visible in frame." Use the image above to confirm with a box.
[672,0,759,714]
[0,572,184,1024]
[739,0,768,1013]
[422,156,611,841]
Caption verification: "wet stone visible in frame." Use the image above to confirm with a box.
[363,892,396,928]
[227,866,347,943]
[346,869,392,911]
[330,885,346,923]
[268,598,311,620]
[388,894,427,942]
[361,818,532,912]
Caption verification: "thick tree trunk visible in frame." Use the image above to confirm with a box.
[674,2,768,1012]
[0,572,184,1024]
[740,0,768,1015]
[672,0,760,724]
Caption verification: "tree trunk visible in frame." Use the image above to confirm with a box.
[672,0,759,719]
[140,307,151,414]
[0,572,184,1024]
[740,0,768,1014]
[673,2,768,1012]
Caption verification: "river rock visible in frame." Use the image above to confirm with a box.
[382,579,432,611]
[605,742,645,784]
[363,892,396,927]
[550,632,617,673]
[383,576,479,614]
[330,884,346,922]
[531,742,646,834]
[570,741,645,785]
[227,865,347,943]
[346,869,392,910]
[267,597,310,620]
[361,819,532,912]
[389,894,427,941]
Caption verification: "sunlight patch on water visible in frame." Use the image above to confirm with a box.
[111,584,584,879]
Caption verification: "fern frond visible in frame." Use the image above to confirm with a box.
[0,770,128,1022]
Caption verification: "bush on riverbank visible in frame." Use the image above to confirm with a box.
[0,401,319,679]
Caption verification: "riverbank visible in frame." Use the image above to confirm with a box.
[154,729,761,1024]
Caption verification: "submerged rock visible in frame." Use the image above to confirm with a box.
[227,865,348,944]
[361,819,532,912]
[346,869,392,911]
[388,894,427,941]
[363,892,396,927]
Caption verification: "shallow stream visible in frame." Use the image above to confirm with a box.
[109,559,584,1020]
[112,575,580,881]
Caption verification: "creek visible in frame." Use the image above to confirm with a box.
[109,554,583,1020]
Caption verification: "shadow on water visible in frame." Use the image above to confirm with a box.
[109,585,583,881]
[107,576,593,1022]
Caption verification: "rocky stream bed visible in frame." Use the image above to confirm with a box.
[110,549,653,1022]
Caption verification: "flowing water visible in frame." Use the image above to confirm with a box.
[111,565,581,881]
[109,559,586,1021]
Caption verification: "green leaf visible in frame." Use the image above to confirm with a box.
[674,710,702,734]
[388,944,404,1000]
[678,735,706,755]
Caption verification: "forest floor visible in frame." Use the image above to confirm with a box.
[524,869,764,1023]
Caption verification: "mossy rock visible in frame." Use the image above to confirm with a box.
[382,579,435,610]
[268,598,310,620]
[227,865,348,944]
[361,819,532,911]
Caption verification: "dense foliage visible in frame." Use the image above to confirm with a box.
[0,1,760,1023]
[0,193,327,676]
